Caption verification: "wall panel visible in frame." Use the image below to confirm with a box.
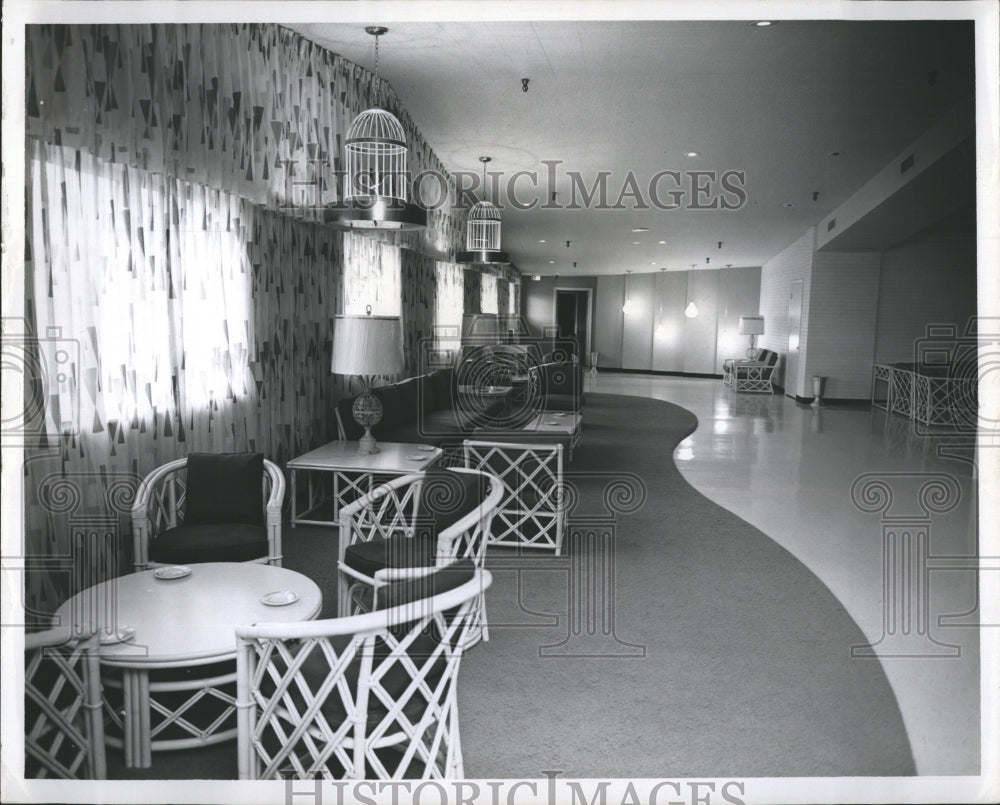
[683,271,721,375]
[652,272,689,372]
[622,273,655,370]
[595,275,626,368]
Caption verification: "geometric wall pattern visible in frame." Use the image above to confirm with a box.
[21,23,519,617]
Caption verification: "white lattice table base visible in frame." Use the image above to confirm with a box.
[463,440,566,554]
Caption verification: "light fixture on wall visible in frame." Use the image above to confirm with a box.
[457,156,510,264]
[739,315,765,359]
[622,270,633,314]
[331,307,404,454]
[327,26,426,231]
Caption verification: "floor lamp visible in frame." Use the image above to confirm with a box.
[739,315,765,360]
[332,311,404,454]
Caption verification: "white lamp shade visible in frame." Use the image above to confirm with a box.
[738,315,765,335]
[331,314,404,376]
[684,301,699,318]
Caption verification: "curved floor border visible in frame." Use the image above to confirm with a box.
[459,392,916,778]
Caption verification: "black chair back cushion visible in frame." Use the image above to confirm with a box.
[183,452,265,526]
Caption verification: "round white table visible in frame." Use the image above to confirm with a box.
[54,562,322,768]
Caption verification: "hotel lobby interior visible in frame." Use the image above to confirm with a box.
[3,4,998,804]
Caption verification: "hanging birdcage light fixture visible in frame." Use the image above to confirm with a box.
[327,26,426,230]
[457,156,510,264]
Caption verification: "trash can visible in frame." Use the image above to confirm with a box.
[811,376,826,407]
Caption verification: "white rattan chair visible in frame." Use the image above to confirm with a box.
[24,626,107,780]
[336,468,502,625]
[235,564,491,780]
[131,454,285,570]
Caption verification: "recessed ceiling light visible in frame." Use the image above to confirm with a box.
[633,241,641,245]
[754,21,773,27]
[658,240,667,245]
[651,262,658,266]
[539,239,547,243]
[548,260,555,264]
[685,151,700,158]
[631,227,649,232]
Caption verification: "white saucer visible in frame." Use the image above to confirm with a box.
[417,445,436,452]
[261,590,299,607]
[153,565,191,580]
[406,454,428,461]
[100,626,135,645]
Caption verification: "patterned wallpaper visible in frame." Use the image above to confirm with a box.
[24,22,464,257]
[20,22,512,616]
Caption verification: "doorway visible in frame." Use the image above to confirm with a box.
[553,288,593,361]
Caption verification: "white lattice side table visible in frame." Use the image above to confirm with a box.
[463,440,567,554]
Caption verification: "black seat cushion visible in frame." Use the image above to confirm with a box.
[341,470,486,579]
[183,452,264,526]
[342,533,438,578]
[149,523,269,564]
[295,560,476,731]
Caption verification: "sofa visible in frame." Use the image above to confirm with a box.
[336,355,585,450]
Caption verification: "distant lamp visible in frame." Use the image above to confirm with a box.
[739,315,765,359]
[332,308,404,454]
[622,270,633,314]
[684,301,699,318]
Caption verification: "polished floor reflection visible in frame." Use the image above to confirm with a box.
[586,371,982,775]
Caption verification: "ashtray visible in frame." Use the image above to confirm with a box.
[261,590,299,607]
[99,626,135,645]
[153,565,191,580]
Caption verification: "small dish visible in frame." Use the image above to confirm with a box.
[261,590,299,607]
[406,454,428,461]
[100,626,135,645]
[153,565,191,580]
[417,445,436,452]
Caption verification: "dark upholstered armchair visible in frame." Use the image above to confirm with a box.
[131,452,285,570]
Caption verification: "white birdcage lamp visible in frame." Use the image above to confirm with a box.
[457,156,510,264]
[328,27,426,231]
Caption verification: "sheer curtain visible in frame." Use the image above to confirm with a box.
[480,273,499,314]
[343,231,402,315]
[434,262,465,331]
[27,140,253,444]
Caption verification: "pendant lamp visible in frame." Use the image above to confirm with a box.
[457,157,510,264]
[327,27,426,231]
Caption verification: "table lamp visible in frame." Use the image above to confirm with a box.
[739,315,765,360]
[332,310,404,454]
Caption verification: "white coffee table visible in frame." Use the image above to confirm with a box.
[54,562,321,768]
[287,440,443,527]
[522,410,582,460]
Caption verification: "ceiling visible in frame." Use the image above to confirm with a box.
[287,17,975,277]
